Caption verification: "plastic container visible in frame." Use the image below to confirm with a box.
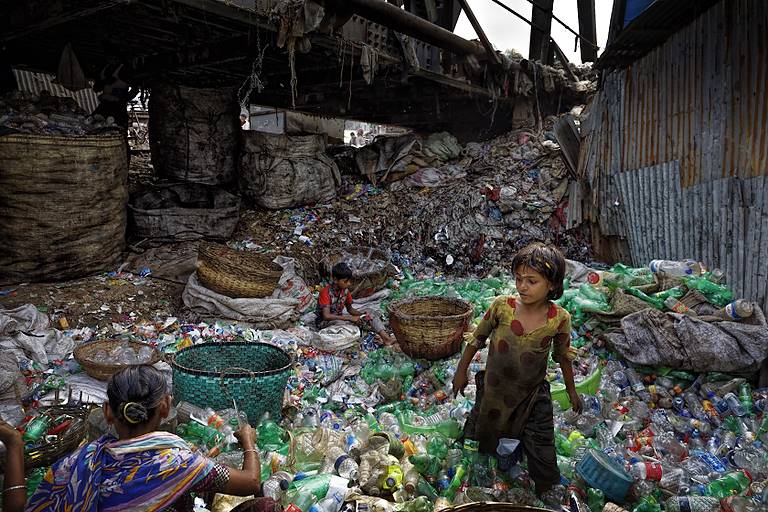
[575,449,633,503]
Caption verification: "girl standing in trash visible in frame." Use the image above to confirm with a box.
[452,242,583,496]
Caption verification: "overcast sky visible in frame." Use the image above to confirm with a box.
[453,0,614,64]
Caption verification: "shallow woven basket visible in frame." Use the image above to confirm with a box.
[389,296,473,360]
[319,246,390,299]
[197,241,283,298]
[24,405,89,469]
[449,502,551,512]
[73,340,162,381]
[171,342,293,423]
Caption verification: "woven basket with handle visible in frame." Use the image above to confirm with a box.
[197,241,284,298]
[171,342,293,423]
[388,296,473,360]
[73,340,162,381]
[23,405,89,469]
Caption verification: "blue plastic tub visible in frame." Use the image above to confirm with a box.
[575,449,633,503]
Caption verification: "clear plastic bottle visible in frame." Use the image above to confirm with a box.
[649,259,702,277]
[335,455,360,482]
[684,393,709,421]
[724,393,748,417]
[715,300,755,321]
[664,496,720,512]
[378,412,402,437]
[262,471,292,502]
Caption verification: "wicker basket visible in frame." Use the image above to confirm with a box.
[388,297,473,360]
[24,405,89,468]
[448,503,551,512]
[197,241,283,298]
[73,340,162,381]
[171,342,293,423]
[319,246,390,299]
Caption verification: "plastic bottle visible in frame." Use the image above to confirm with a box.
[683,392,709,421]
[724,393,747,417]
[379,465,403,491]
[729,445,767,478]
[22,415,51,442]
[624,367,651,401]
[703,470,752,498]
[738,383,753,413]
[409,454,442,477]
[664,297,698,316]
[663,496,720,512]
[650,259,702,277]
[402,459,420,494]
[587,488,605,512]
[720,496,764,512]
[715,300,755,321]
[399,418,461,439]
[653,431,688,460]
[310,492,344,512]
[378,412,402,438]
[262,471,292,502]
[177,421,225,449]
[442,463,466,501]
[683,277,735,307]
[416,476,439,499]
[628,461,664,481]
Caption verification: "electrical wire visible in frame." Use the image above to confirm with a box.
[487,0,599,51]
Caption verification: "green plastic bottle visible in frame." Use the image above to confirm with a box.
[177,421,224,449]
[703,470,752,498]
[427,436,449,459]
[416,477,439,500]
[443,463,467,501]
[399,418,461,440]
[632,494,662,512]
[738,383,753,414]
[587,488,604,511]
[409,454,442,477]
[683,277,734,307]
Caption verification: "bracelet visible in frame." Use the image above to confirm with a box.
[242,448,258,455]
[3,485,26,494]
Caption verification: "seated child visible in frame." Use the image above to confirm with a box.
[316,262,394,346]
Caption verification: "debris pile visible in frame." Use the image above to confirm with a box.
[0,90,120,135]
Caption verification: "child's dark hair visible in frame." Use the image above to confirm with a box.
[332,262,353,280]
[511,243,566,300]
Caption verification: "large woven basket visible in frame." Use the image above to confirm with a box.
[448,503,551,512]
[24,405,89,469]
[197,241,283,298]
[319,246,390,298]
[73,340,162,381]
[389,297,473,360]
[171,342,293,423]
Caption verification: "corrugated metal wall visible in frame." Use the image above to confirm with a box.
[579,0,768,309]
[13,69,99,113]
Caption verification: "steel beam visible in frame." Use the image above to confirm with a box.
[341,0,487,57]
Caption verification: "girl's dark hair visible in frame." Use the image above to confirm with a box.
[107,365,167,426]
[511,242,566,300]
[332,262,353,280]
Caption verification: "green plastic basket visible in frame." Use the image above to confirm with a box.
[171,342,293,422]
[550,366,603,410]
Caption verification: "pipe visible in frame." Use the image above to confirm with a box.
[342,0,487,57]
[457,0,501,65]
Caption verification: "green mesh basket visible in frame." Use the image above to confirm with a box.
[171,342,293,422]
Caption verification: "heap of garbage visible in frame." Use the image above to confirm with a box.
[2,255,767,512]
[237,114,591,281]
[0,90,120,135]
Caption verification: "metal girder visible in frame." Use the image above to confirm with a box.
[528,0,553,63]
